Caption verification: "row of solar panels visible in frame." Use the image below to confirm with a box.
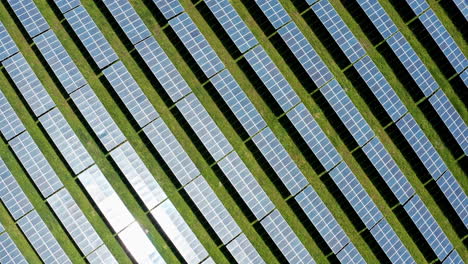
[0,220,27,264]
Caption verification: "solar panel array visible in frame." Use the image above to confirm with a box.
[0,230,27,264]
[453,0,468,21]
[6,0,49,38]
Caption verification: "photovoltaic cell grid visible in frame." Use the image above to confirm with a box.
[103,61,159,128]
[102,0,151,44]
[33,30,87,94]
[406,0,430,16]
[204,0,258,53]
[0,232,28,264]
[356,0,398,40]
[87,245,118,264]
[442,249,464,264]
[3,53,56,117]
[225,234,265,264]
[6,0,49,38]
[0,90,25,141]
[311,0,366,63]
[53,0,81,14]
[0,22,19,62]
[335,243,365,264]
[17,210,71,264]
[152,0,185,20]
[436,171,468,228]
[255,0,292,29]
[169,13,225,78]
[118,222,165,264]
[64,6,118,69]
[370,219,415,263]
[453,0,468,21]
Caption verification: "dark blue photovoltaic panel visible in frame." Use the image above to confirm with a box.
[0,89,25,141]
[460,70,468,89]
[53,0,80,14]
[205,0,258,53]
[0,22,19,62]
[210,70,266,137]
[277,22,333,88]
[357,0,398,39]
[406,0,430,16]
[442,249,464,264]
[244,46,301,112]
[152,0,184,20]
[404,195,453,260]
[225,234,264,264]
[370,219,415,263]
[135,36,191,102]
[453,0,468,21]
[255,0,292,29]
[287,103,342,171]
[34,30,87,94]
[0,232,28,264]
[362,138,414,204]
[329,162,383,229]
[396,114,448,179]
[335,244,366,264]
[6,0,49,38]
[169,13,225,78]
[102,0,151,44]
[320,80,374,146]
[436,171,468,228]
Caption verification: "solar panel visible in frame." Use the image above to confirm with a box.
[118,222,164,264]
[311,0,366,63]
[176,93,233,162]
[252,127,309,196]
[102,0,151,44]
[204,0,258,53]
[217,153,275,220]
[70,85,126,152]
[429,90,468,155]
[260,209,315,264]
[53,0,81,14]
[244,46,301,112]
[152,0,185,20]
[78,165,134,233]
[453,0,468,21]
[387,32,438,96]
[110,142,166,210]
[225,234,264,264]
[184,176,241,244]
[17,210,71,264]
[201,257,215,264]
[277,22,333,88]
[33,30,87,94]
[0,90,25,141]
[0,22,19,62]
[295,186,351,254]
[370,219,415,263]
[39,108,94,175]
[335,243,365,264]
[406,0,430,16]
[0,159,34,220]
[320,79,375,146]
[0,232,28,264]
[135,36,191,102]
[255,0,292,29]
[3,53,56,117]
[143,118,200,186]
[6,0,49,38]
[64,6,119,69]
[86,245,118,264]
[0,223,3,233]
[396,114,448,179]
[418,9,468,73]
[436,171,468,228]
[169,13,225,78]
[353,56,408,121]
[151,200,208,263]
[328,162,383,229]
[210,70,267,137]
[442,249,464,264]
[362,138,415,204]
[48,189,103,256]
[9,132,63,198]
[103,61,159,128]
[460,69,468,89]
[286,103,342,171]
[356,0,398,39]
[404,195,453,260]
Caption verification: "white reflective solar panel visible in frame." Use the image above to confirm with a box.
[329,162,383,229]
[9,132,63,198]
[0,232,28,264]
[3,53,55,117]
[210,70,267,137]
[0,22,19,62]
[135,36,191,102]
[169,13,224,78]
[370,219,415,263]
[70,85,126,151]
[17,210,71,264]
[53,0,81,14]
[226,234,265,264]
[184,176,241,244]
[261,210,315,264]
[244,46,301,112]
[205,0,258,53]
[65,6,118,69]
[78,165,134,233]
[102,0,152,44]
[34,30,87,94]
[335,243,366,264]
[356,0,398,39]
[217,153,275,220]
[118,222,165,264]
[255,0,291,29]
[87,245,118,264]
[6,0,49,38]
[152,0,184,20]
[436,171,468,228]
[103,61,159,128]
[176,93,233,161]
[0,89,25,141]
[295,186,351,254]
[39,108,94,175]
[151,200,208,264]
[110,142,166,210]
[48,189,104,256]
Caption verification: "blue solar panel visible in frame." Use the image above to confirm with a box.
[370,219,415,263]
[255,0,292,29]
[436,171,468,228]
[0,89,26,141]
[453,0,468,21]
[442,249,464,264]
[335,243,366,264]
[406,0,430,16]
[0,232,28,264]
[53,0,81,14]
[152,0,185,20]
[0,22,19,62]
[356,0,398,39]
[6,0,50,38]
